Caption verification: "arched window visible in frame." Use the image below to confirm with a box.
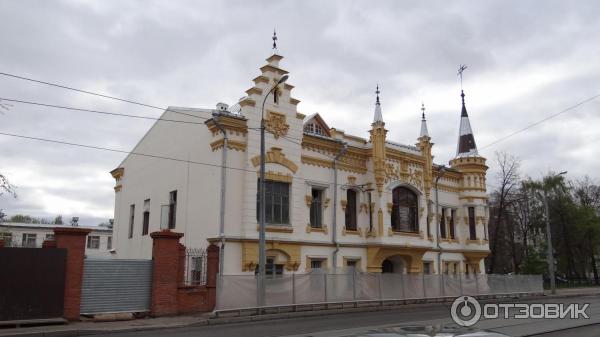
[345,189,357,230]
[391,186,418,232]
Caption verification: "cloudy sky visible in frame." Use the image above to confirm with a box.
[1,0,599,226]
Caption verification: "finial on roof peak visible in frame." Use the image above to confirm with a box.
[272,29,278,51]
[419,102,429,138]
[373,85,383,123]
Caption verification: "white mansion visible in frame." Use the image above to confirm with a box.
[111,49,490,276]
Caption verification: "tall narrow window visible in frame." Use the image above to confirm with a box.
[107,236,112,250]
[391,187,418,232]
[440,208,447,238]
[345,189,358,230]
[142,199,150,235]
[468,207,477,240]
[168,191,177,229]
[273,88,278,104]
[128,204,135,239]
[256,180,290,225]
[310,188,323,228]
[423,261,432,275]
[449,209,456,239]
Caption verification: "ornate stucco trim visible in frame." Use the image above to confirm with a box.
[264,111,289,139]
[205,115,248,135]
[210,139,247,152]
[342,227,363,237]
[306,224,328,234]
[256,171,293,183]
[301,155,367,174]
[239,97,256,107]
[256,225,294,233]
[110,167,124,180]
[241,241,300,272]
[245,87,263,96]
[260,64,289,76]
[253,75,270,84]
[251,147,298,173]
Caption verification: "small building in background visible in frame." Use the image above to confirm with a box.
[0,222,114,258]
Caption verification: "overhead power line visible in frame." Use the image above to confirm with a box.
[4,71,597,157]
[0,129,330,190]
[0,97,209,125]
[0,72,308,144]
[480,93,600,150]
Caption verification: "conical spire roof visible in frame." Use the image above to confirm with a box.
[419,103,429,138]
[456,90,478,157]
[373,85,383,123]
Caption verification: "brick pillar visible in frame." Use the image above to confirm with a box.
[42,240,57,248]
[54,227,91,321]
[205,244,219,310]
[150,230,184,317]
[0,239,4,248]
[178,243,186,285]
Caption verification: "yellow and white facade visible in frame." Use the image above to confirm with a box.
[111,51,490,275]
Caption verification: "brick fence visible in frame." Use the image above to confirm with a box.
[0,228,219,321]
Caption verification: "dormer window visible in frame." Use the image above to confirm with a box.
[303,113,331,138]
[303,122,325,136]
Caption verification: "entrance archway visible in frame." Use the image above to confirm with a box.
[381,255,407,274]
[382,259,394,273]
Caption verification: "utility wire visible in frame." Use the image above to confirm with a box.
[479,93,600,150]
[0,130,413,197]
[3,71,598,153]
[1,96,308,146]
[0,131,355,188]
[0,97,209,125]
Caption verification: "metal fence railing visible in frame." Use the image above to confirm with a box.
[216,273,543,311]
[182,247,207,286]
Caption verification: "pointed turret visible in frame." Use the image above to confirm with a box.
[456,90,478,157]
[417,102,433,202]
[419,102,429,138]
[373,85,383,123]
[369,85,387,198]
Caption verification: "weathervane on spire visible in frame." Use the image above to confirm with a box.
[421,102,426,120]
[272,29,278,51]
[458,64,468,91]
[375,84,380,105]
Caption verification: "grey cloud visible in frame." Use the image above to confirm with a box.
[1,0,600,225]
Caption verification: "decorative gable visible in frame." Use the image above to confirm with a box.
[303,113,331,137]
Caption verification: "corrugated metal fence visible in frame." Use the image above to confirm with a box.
[80,259,152,315]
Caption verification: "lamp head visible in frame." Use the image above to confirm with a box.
[277,74,289,85]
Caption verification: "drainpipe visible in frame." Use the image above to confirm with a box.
[435,166,446,277]
[332,141,348,270]
[213,112,228,276]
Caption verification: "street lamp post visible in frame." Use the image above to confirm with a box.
[543,170,567,295]
[258,74,288,307]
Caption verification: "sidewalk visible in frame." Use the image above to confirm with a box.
[2,287,598,337]
[0,314,212,337]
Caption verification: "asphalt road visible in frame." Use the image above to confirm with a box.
[105,295,600,337]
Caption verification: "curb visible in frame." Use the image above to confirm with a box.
[2,290,598,337]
